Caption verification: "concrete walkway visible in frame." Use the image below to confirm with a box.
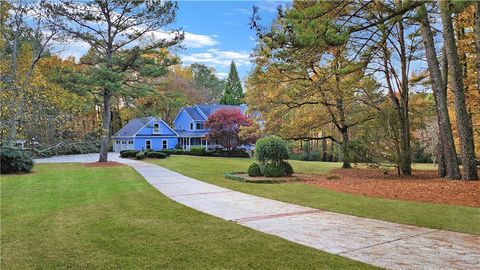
[37,153,480,270]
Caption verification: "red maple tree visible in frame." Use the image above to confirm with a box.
[204,108,253,149]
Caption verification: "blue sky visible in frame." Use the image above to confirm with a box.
[172,1,285,81]
[52,1,287,82]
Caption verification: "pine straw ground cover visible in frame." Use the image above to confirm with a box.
[300,169,480,208]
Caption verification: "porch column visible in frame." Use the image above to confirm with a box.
[205,138,208,150]
[188,137,191,150]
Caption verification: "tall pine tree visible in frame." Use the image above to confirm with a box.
[220,61,244,105]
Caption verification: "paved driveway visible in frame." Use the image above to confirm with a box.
[36,153,480,270]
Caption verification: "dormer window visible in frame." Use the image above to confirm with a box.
[153,123,160,133]
[190,123,193,130]
[196,123,203,129]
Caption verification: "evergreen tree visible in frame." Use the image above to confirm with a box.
[220,61,244,105]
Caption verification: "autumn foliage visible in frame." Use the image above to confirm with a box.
[204,109,252,150]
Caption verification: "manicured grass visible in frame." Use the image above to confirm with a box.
[149,156,480,235]
[1,163,375,269]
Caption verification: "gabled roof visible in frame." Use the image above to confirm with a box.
[175,130,209,138]
[113,116,154,137]
[184,106,205,121]
[195,104,247,119]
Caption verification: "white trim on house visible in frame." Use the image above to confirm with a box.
[132,118,155,137]
[162,139,168,149]
[172,108,194,125]
[152,122,160,134]
[194,105,208,120]
[145,139,152,150]
[158,118,179,136]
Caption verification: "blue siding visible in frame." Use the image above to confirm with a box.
[134,137,177,150]
[137,119,176,136]
[174,110,194,130]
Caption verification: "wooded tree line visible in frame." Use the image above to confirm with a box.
[247,0,479,180]
[1,0,244,160]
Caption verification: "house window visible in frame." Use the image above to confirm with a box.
[128,141,133,144]
[116,141,120,144]
[190,123,193,130]
[162,140,168,149]
[196,123,203,129]
[122,141,126,144]
[153,123,160,133]
[145,140,151,150]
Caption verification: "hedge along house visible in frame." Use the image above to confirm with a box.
[112,104,248,152]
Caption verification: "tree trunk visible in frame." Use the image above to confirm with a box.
[440,0,478,180]
[321,134,327,161]
[341,128,351,168]
[436,143,447,178]
[99,89,111,162]
[417,4,461,179]
[475,1,480,93]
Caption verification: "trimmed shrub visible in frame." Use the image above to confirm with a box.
[190,146,206,156]
[261,163,285,177]
[135,151,146,160]
[255,136,289,164]
[282,161,294,176]
[211,149,250,158]
[1,148,34,174]
[247,162,262,177]
[146,151,167,159]
[120,150,140,158]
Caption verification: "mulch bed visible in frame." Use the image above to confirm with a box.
[298,169,480,208]
[84,161,126,167]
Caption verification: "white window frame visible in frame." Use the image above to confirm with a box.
[162,139,168,149]
[153,123,160,134]
[145,140,152,150]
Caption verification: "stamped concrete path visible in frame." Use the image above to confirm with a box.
[37,153,480,270]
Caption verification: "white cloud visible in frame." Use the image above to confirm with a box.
[49,38,90,61]
[180,48,251,68]
[216,72,228,79]
[183,32,218,48]
[50,30,218,60]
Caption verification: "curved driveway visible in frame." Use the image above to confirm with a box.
[36,153,480,270]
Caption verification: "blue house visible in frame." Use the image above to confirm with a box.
[112,104,248,152]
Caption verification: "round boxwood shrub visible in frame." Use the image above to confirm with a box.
[120,150,140,158]
[190,146,206,156]
[255,136,289,164]
[282,161,294,176]
[261,163,285,177]
[146,151,167,159]
[135,151,146,160]
[247,162,262,177]
[1,148,34,174]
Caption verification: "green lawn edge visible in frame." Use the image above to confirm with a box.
[1,163,376,269]
[148,156,480,235]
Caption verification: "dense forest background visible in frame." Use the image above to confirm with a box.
[1,0,479,179]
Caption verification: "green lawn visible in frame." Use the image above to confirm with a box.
[149,156,480,235]
[1,163,375,269]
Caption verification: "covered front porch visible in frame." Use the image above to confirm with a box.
[179,137,213,150]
